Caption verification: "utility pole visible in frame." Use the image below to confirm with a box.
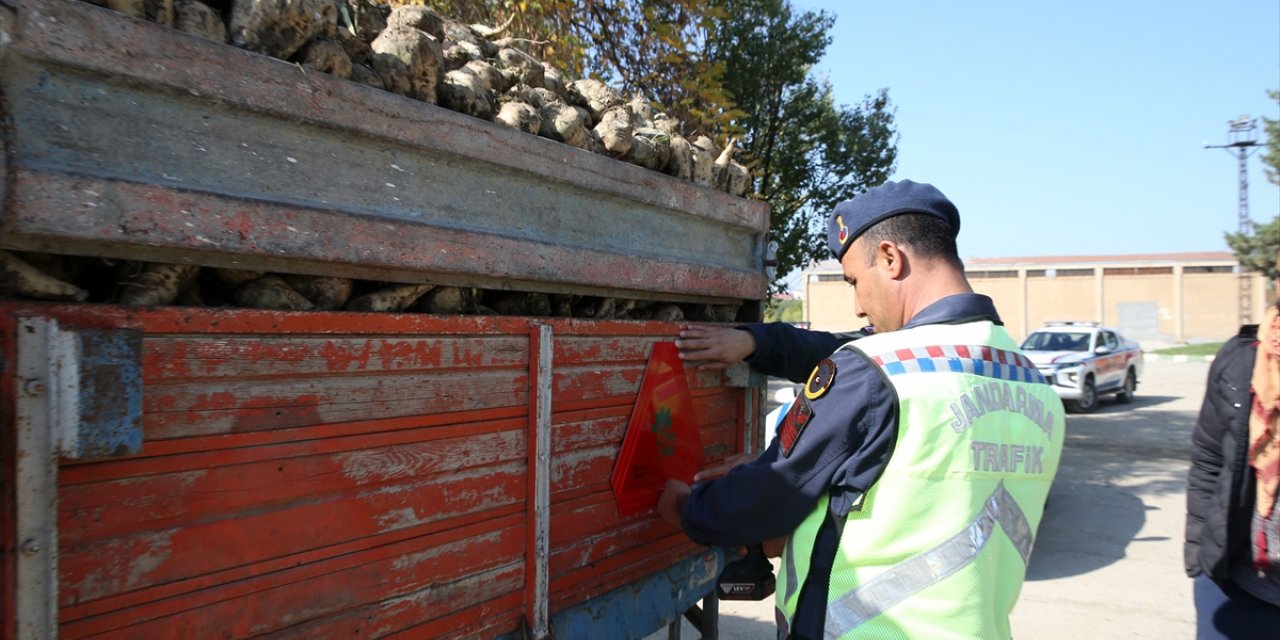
[1206,116,1261,325]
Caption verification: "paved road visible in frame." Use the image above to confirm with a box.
[647,359,1211,639]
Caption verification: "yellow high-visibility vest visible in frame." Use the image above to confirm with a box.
[776,321,1063,639]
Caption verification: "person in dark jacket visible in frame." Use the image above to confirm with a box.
[1186,300,1280,638]
[662,180,1062,639]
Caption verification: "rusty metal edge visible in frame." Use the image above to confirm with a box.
[14,317,59,640]
[530,324,551,640]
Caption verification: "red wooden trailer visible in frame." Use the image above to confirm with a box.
[0,0,772,638]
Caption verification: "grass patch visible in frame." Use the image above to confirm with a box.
[1150,342,1222,357]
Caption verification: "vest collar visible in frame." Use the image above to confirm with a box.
[902,293,1002,330]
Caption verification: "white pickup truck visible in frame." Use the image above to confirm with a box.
[1021,322,1144,413]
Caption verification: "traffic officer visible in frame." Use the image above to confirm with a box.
[658,180,1064,639]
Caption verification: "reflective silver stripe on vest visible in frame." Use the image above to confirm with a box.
[824,482,1032,638]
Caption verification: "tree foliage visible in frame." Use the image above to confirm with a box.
[425,0,899,292]
[704,0,897,291]
[1226,217,1280,278]
[570,2,741,134]
[764,298,803,322]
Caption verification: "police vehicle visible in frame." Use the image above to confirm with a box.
[1021,321,1144,413]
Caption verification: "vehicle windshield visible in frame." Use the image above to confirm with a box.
[1022,331,1091,352]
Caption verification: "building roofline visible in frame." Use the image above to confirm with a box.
[966,251,1235,266]
[804,251,1238,274]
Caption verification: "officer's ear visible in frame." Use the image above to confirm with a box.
[876,240,907,279]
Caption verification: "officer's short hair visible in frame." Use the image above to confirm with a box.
[860,213,963,269]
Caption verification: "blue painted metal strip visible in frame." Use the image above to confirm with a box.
[70,328,143,459]
[496,549,723,640]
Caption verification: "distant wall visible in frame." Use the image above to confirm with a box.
[803,254,1267,344]
[803,276,863,332]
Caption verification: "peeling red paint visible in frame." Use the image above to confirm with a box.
[317,339,376,372]
[3,296,746,636]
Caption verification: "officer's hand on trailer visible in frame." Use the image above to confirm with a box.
[675,325,755,370]
[657,479,691,529]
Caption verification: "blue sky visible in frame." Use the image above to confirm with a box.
[789,0,1279,262]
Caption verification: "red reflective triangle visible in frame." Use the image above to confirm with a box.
[611,342,705,516]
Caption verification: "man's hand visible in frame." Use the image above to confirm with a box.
[657,479,690,529]
[761,537,787,558]
[694,452,758,482]
[675,325,756,371]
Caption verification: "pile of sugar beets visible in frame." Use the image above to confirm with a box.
[0,0,750,322]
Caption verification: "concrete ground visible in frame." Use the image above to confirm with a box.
[645,359,1210,639]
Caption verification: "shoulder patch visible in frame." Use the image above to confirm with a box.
[804,358,837,401]
[779,396,814,458]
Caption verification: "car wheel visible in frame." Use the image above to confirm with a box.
[1117,369,1136,404]
[1069,376,1098,413]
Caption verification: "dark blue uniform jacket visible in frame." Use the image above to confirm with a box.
[679,294,1004,639]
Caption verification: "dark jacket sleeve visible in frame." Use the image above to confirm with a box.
[1185,328,1256,578]
[679,349,897,547]
[741,322,865,383]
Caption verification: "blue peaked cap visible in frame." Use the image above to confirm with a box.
[826,180,960,260]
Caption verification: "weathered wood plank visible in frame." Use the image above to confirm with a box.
[550,518,666,576]
[555,335,667,364]
[268,563,525,639]
[0,302,751,637]
[551,407,629,454]
[5,0,767,232]
[550,421,739,498]
[548,391,738,453]
[142,368,529,438]
[550,365,729,414]
[0,302,732,338]
[552,493,627,539]
[143,335,529,381]
[62,463,525,605]
[60,429,527,545]
[60,516,526,638]
[550,445,617,497]
[550,535,702,610]
[61,504,525,624]
[381,591,525,640]
[551,363,644,404]
[555,336,732,390]
[4,171,764,301]
[61,415,526,478]
[65,410,531,467]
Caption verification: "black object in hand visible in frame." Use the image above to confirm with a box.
[716,545,776,601]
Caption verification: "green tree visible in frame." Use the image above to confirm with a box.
[560,0,902,280]
[1226,217,1280,278]
[764,298,803,322]
[569,2,741,134]
[422,0,899,292]
[705,0,897,292]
